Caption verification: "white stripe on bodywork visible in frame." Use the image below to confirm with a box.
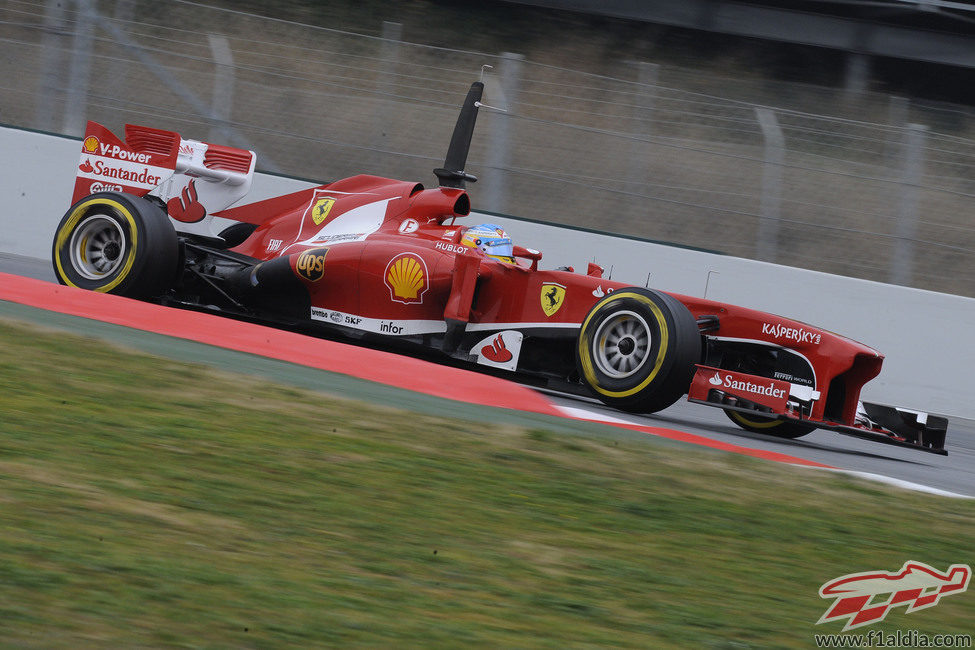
[309,306,582,338]
[467,321,580,331]
[310,307,447,336]
[283,197,392,254]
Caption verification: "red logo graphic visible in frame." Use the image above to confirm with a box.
[167,180,207,223]
[79,158,94,173]
[481,334,513,363]
[818,561,971,631]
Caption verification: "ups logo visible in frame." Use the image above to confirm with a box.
[295,248,328,282]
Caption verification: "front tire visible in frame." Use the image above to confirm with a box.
[576,288,700,413]
[724,410,816,439]
[52,192,178,299]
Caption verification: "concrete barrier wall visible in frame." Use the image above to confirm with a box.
[4,125,973,419]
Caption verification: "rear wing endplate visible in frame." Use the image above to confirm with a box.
[73,121,256,237]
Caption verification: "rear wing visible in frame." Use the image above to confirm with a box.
[73,121,256,236]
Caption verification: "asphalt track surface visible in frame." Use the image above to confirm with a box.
[3,251,973,497]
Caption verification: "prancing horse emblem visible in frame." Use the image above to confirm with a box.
[540,283,566,317]
[310,197,335,225]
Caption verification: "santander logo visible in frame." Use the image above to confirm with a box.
[481,334,513,363]
[78,158,163,189]
[711,371,786,399]
[166,180,206,223]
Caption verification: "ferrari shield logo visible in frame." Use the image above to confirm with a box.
[540,283,566,317]
[310,197,335,225]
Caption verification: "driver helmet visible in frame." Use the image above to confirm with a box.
[461,223,514,263]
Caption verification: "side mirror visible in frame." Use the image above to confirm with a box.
[512,246,542,271]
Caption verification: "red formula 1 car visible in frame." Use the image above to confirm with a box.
[51,81,948,454]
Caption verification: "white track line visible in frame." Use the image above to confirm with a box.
[555,401,974,499]
[814,468,973,499]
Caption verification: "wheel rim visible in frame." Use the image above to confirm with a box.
[68,214,127,280]
[592,310,652,379]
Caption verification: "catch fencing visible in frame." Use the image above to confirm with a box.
[2,0,974,297]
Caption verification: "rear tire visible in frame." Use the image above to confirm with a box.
[724,410,816,439]
[576,288,700,413]
[52,192,178,299]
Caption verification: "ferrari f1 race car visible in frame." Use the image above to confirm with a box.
[52,80,949,454]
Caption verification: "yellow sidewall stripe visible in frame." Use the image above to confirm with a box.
[54,198,138,293]
[729,411,783,430]
[578,291,671,399]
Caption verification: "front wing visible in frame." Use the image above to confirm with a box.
[687,365,948,455]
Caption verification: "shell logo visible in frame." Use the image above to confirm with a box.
[384,253,428,304]
[83,135,100,153]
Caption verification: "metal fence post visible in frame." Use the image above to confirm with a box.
[884,95,908,167]
[105,0,136,100]
[891,123,927,287]
[844,53,869,96]
[625,61,659,228]
[62,0,96,136]
[372,21,401,172]
[35,0,69,131]
[626,61,658,190]
[755,107,784,264]
[96,12,279,171]
[482,52,523,215]
[208,35,235,143]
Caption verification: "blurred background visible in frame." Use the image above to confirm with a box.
[2,0,974,297]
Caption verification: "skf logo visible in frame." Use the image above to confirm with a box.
[83,135,99,153]
[295,248,328,282]
[385,253,428,304]
[540,283,566,317]
[310,197,335,225]
[817,561,971,631]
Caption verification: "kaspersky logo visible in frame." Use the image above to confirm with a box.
[817,561,970,631]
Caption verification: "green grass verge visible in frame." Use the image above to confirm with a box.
[0,318,972,648]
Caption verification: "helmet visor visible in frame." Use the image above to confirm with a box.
[481,237,513,258]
